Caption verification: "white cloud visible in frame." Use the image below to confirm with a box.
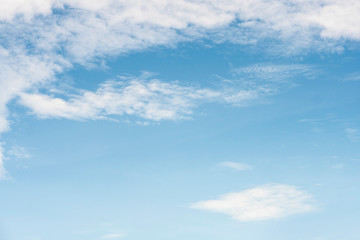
[1,0,360,44]
[220,162,253,171]
[18,77,215,121]
[18,72,291,122]
[102,233,124,239]
[191,184,314,221]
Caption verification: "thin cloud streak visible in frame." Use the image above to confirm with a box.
[102,233,124,239]
[220,162,253,171]
[0,144,8,180]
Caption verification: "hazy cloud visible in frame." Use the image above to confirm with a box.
[7,146,31,159]
[102,233,124,239]
[345,128,360,142]
[220,162,253,171]
[0,144,7,180]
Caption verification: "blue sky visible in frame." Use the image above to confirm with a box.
[0,1,360,240]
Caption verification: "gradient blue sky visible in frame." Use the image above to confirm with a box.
[0,1,360,240]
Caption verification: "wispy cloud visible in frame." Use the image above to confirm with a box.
[220,162,253,171]
[0,144,7,180]
[7,146,31,159]
[229,64,315,96]
[343,72,360,82]
[18,72,294,122]
[102,233,124,239]
[331,163,344,169]
[233,64,314,82]
[297,117,333,123]
[345,128,360,142]
[19,77,219,122]
[191,184,314,221]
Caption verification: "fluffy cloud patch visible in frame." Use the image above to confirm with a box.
[191,184,314,221]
